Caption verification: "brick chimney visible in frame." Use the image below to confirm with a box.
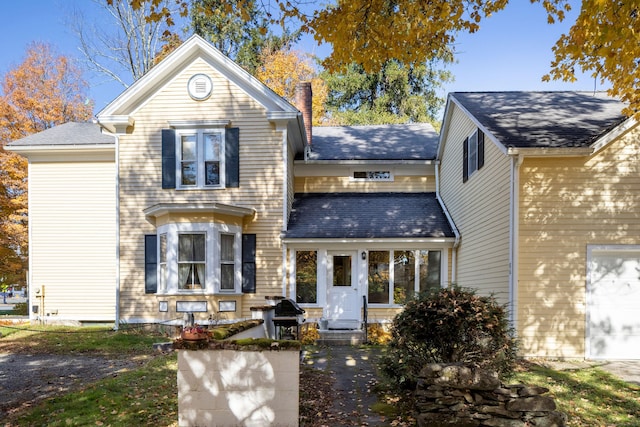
[295,82,312,146]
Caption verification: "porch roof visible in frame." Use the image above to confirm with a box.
[284,192,454,239]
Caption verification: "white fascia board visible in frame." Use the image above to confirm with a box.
[436,94,455,160]
[143,202,256,220]
[448,95,508,155]
[294,162,435,177]
[296,159,435,166]
[6,144,115,162]
[282,237,456,245]
[590,116,638,154]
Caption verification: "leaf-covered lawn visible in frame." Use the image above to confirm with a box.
[511,361,640,427]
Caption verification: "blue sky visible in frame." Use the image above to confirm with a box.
[0,1,605,120]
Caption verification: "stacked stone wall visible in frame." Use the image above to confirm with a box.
[416,363,567,427]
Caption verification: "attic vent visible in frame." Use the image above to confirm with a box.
[352,171,393,181]
[187,73,213,101]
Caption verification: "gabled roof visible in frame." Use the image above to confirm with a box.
[98,34,297,118]
[305,123,439,161]
[440,91,629,156]
[284,192,455,240]
[6,122,114,150]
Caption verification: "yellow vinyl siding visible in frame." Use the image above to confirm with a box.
[518,125,640,358]
[439,104,512,304]
[294,175,434,193]
[29,160,116,321]
[117,59,285,321]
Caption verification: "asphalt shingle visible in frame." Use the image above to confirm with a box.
[451,92,627,149]
[285,192,454,239]
[6,122,114,147]
[306,123,439,160]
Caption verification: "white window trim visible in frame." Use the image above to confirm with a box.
[156,222,242,295]
[467,129,480,178]
[369,249,444,307]
[294,249,320,307]
[175,128,226,190]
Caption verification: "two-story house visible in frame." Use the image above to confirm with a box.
[8,35,454,333]
[9,36,640,360]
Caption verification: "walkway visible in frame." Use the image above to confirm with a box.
[302,346,389,427]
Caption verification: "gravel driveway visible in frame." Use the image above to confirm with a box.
[0,353,142,420]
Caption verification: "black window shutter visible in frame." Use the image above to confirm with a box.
[144,235,158,294]
[161,129,176,189]
[478,129,485,170]
[242,234,256,293]
[225,127,240,188]
[462,137,469,183]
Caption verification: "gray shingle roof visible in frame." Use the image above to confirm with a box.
[284,192,454,239]
[6,122,114,147]
[451,92,627,149]
[305,123,439,160]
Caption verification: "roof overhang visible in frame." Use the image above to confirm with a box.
[5,144,115,162]
[144,202,256,225]
[96,115,135,134]
[282,237,456,245]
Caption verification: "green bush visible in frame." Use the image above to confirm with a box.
[12,302,28,315]
[379,286,518,389]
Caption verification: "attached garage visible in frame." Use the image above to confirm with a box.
[587,246,640,360]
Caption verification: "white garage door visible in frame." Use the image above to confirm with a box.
[587,247,640,360]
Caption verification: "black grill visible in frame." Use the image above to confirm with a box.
[273,298,305,340]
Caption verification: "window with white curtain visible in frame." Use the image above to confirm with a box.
[178,234,206,290]
[156,223,241,294]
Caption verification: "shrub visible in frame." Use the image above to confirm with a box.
[12,302,28,316]
[379,286,517,389]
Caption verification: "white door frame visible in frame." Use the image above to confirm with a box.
[326,250,361,328]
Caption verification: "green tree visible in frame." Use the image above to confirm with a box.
[190,0,298,75]
[323,60,451,126]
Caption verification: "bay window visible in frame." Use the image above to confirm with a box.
[156,223,241,294]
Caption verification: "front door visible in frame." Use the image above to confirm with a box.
[326,251,360,329]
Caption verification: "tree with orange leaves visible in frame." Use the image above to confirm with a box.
[255,48,327,125]
[0,43,93,288]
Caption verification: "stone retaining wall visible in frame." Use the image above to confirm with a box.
[415,363,567,427]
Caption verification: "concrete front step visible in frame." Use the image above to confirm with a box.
[316,329,366,346]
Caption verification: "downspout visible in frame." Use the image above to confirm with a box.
[281,127,289,298]
[435,160,460,284]
[509,154,524,329]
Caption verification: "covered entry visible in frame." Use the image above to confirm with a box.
[283,192,456,329]
[587,245,640,360]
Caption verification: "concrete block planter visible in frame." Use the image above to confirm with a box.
[177,347,300,427]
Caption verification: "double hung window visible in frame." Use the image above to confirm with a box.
[178,234,205,290]
[463,128,485,182]
[177,129,224,189]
